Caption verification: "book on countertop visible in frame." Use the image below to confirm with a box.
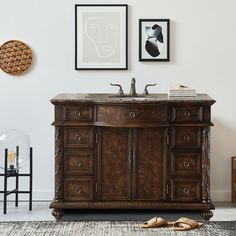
[168,84,196,97]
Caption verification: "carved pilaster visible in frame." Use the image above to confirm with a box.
[55,127,63,203]
[128,148,132,170]
[202,128,211,203]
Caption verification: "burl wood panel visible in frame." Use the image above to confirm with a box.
[64,153,93,175]
[171,106,203,122]
[64,127,93,147]
[99,127,130,201]
[96,105,168,123]
[171,152,201,176]
[171,179,201,202]
[133,128,165,201]
[171,127,201,149]
[64,177,93,201]
[64,106,93,121]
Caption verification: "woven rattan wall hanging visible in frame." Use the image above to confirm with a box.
[0,40,33,76]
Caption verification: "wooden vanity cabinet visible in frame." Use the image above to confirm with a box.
[50,94,215,220]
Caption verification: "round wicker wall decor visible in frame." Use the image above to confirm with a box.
[0,40,33,76]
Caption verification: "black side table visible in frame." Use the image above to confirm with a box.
[0,147,33,214]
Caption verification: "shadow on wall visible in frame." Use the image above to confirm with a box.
[210,118,236,200]
[169,20,176,64]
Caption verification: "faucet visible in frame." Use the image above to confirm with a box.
[110,78,157,96]
[129,78,137,96]
[143,83,157,95]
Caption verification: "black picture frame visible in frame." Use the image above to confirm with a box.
[139,19,170,62]
[75,4,128,70]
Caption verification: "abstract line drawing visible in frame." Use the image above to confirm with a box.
[84,16,119,58]
[139,19,169,62]
[75,4,128,70]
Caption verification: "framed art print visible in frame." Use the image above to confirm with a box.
[75,4,128,70]
[139,19,170,61]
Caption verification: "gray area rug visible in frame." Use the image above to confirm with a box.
[0,221,235,236]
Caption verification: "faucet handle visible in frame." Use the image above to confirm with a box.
[110,83,124,96]
[143,83,157,95]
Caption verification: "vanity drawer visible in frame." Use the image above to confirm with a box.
[64,153,93,175]
[171,127,201,149]
[171,152,201,176]
[64,127,94,147]
[96,105,168,123]
[64,177,93,201]
[171,106,203,122]
[171,179,201,202]
[64,106,93,121]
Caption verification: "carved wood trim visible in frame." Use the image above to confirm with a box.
[55,127,64,202]
[51,208,64,220]
[50,200,214,210]
[202,127,211,203]
[201,210,213,220]
[163,128,168,201]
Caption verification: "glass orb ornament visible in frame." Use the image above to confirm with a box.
[0,129,30,171]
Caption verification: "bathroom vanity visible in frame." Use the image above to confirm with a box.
[50,93,215,220]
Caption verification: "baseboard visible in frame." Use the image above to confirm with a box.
[33,190,54,201]
[0,190,53,201]
[211,191,231,201]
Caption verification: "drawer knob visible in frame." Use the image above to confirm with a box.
[183,135,190,142]
[184,111,191,117]
[129,112,136,119]
[184,161,190,168]
[75,187,81,193]
[75,111,81,117]
[75,160,82,167]
[183,187,190,195]
[75,134,81,141]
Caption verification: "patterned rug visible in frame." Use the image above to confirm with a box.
[0,221,235,236]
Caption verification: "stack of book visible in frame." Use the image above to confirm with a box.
[168,84,196,97]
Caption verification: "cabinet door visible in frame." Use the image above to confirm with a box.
[132,128,167,201]
[98,127,131,201]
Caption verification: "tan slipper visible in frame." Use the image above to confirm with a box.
[173,217,203,231]
[140,217,168,228]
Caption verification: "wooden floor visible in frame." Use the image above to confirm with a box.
[0,201,235,222]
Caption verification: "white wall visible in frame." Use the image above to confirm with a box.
[0,0,236,201]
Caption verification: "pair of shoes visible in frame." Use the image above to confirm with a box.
[140,217,169,228]
[140,217,203,231]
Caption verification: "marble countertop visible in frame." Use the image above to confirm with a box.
[51,93,215,104]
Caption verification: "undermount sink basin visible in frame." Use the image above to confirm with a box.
[109,95,148,98]
[83,94,156,101]
[121,97,152,100]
